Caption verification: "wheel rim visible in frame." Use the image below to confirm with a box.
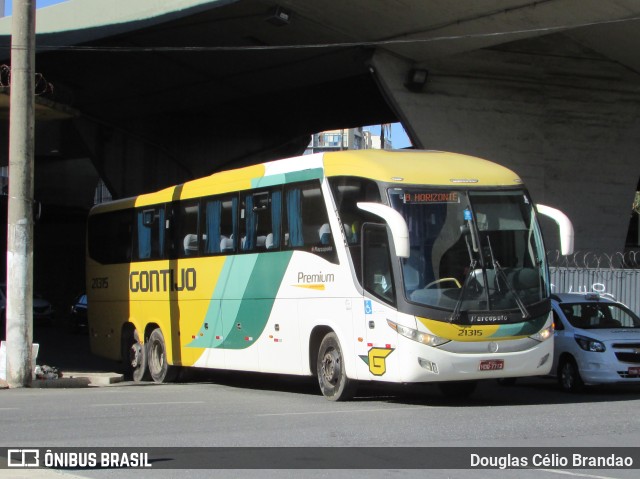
[321,349,340,387]
[130,342,143,369]
[561,362,574,390]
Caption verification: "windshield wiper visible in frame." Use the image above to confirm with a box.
[449,259,477,323]
[448,233,478,323]
[486,237,530,319]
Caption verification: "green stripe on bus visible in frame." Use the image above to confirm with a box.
[251,168,324,188]
[491,315,548,338]
[187,251,294,350]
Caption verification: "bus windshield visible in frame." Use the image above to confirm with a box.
[388,188,548,316]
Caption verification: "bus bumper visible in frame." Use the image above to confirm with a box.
[391,336,554,383]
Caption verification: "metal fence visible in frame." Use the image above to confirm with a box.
[548,251,640,315]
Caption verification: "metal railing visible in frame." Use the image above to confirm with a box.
[548,251,640,315]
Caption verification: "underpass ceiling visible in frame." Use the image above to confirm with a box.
[0,0,638,202]
[1,0,638,127]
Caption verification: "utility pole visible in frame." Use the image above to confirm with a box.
[6,0,36,388]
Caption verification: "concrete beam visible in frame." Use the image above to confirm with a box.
[371,37,640,253]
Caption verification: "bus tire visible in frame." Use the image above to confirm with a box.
[147,328,179,383]
[317,332,355,401]
[438,380,477,398]
[122,328,149,382]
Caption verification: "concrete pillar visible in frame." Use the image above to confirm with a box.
[371,36,640,254]
[6,0,36,388]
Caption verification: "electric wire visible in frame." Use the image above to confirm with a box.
[1,14,639,53]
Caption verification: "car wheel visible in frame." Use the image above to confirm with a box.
[558,357,584,393]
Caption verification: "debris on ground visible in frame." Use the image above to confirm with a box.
[34,365,62,380]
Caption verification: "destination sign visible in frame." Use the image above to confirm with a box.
[403,191,460,204]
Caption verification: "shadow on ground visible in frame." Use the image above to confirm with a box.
[32,321,117,373]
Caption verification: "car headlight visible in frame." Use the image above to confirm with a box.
[387,319,450,347]
[574,334,606,352]
[530,324,554,342]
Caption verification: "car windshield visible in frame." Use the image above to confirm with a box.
[560,302,640,329]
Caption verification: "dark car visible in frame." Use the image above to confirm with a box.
[0,283,55,328]
[68,293,88,332]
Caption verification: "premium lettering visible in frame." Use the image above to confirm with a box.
[297,271,335,284]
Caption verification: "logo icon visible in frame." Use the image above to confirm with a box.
[8,449,40,468]
[359,347,394,376]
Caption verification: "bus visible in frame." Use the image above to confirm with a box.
[86,149,574,400]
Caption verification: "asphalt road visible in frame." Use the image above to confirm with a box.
[1,325,640,479]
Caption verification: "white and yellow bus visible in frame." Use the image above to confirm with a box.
[86,149,573,400]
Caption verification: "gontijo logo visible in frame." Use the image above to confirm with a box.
[129,268,196,292]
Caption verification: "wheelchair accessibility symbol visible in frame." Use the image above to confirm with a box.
[364,300,372,314]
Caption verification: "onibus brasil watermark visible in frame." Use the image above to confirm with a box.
[7,449,151,469]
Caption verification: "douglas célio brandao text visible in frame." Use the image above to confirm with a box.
[470,452,634,469]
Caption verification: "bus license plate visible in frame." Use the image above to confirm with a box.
[628,367,640,376]
[479,359,504,371]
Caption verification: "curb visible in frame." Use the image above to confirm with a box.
[1,372,123,389]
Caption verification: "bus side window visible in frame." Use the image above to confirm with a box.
[241,190,274,252]
[203,195,237,254]
[170,200,200,258]
[328,176,381,245]
[88,209,133,264]
[284,187,304,248]
[133,205,166,261]
[284,182,337,264]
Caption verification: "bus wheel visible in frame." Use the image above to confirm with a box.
[438,381,477,398]
[317,332,355,401]
[147,328,179,383]
[121,328,149,382]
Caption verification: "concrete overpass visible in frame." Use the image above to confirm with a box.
[1,0,639,299]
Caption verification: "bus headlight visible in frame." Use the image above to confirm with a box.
[530,324,553,342]
[387,319,450,347]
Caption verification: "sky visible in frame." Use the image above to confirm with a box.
[3,0,66,16]
[3,0,413,148]
[390,123,412,149]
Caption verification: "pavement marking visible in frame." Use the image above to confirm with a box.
[0,408,20,411]
[256,406,433,417]
[90,401,205,407]
[540,469,625,479]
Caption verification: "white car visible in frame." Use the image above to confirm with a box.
[551,293,640,392]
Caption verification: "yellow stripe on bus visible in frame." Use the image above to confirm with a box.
[293,284,326,290]
[418,317,515,342]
